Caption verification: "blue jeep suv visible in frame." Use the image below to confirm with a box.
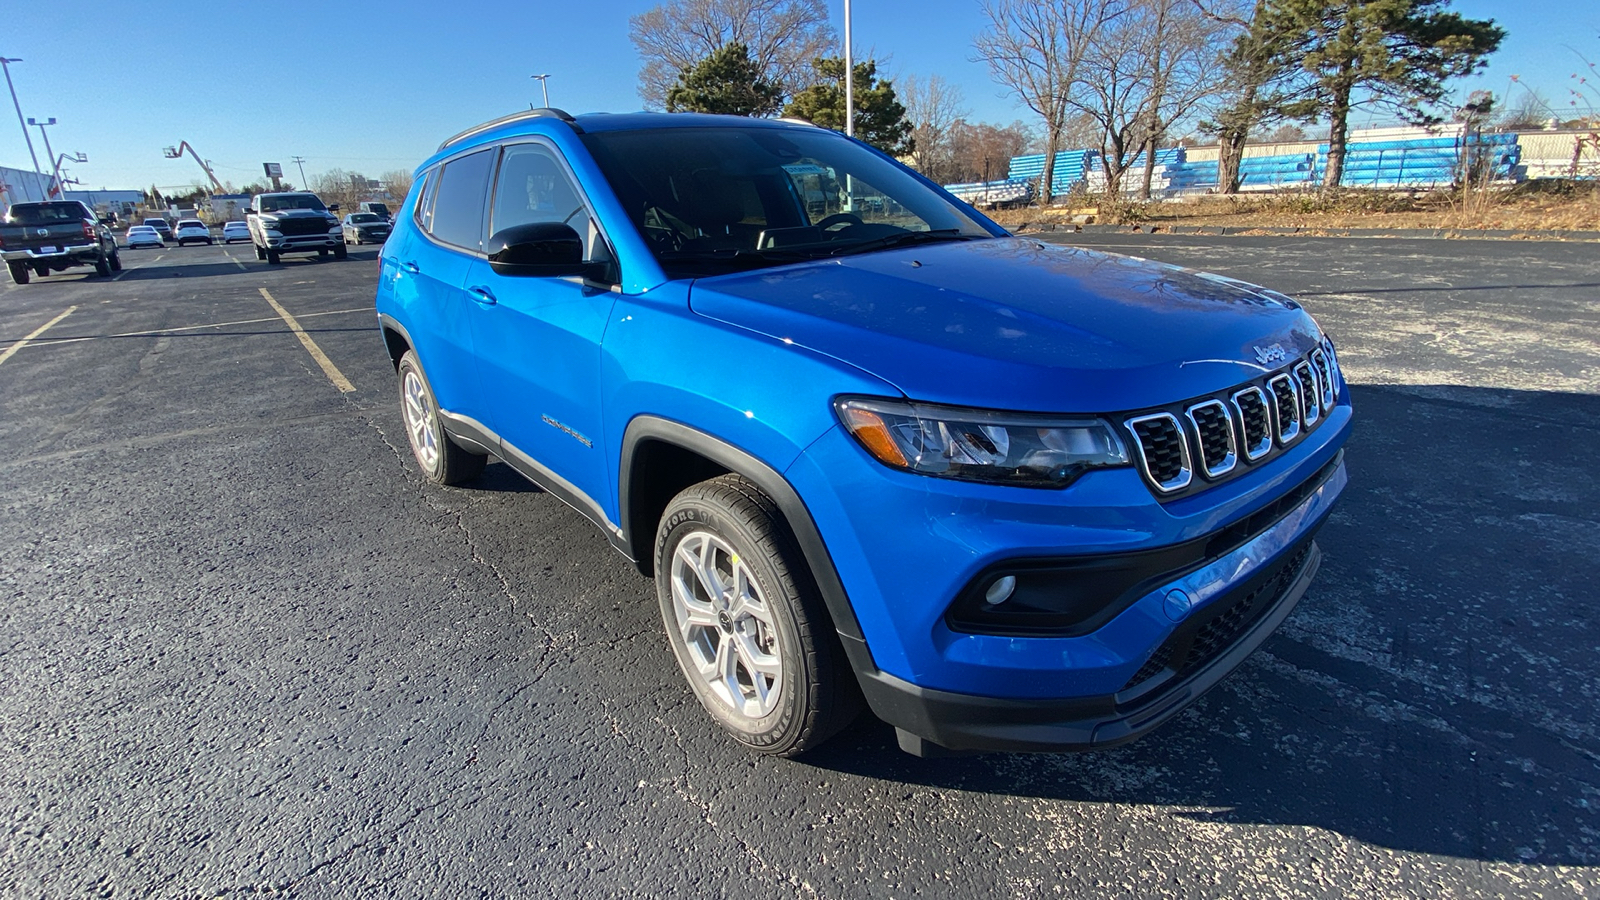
[375,109,1350,757]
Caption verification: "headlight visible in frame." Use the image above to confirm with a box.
[834,397,1129,488]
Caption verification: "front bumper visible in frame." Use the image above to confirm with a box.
[857,464,1339,754]
[262,232,341,253]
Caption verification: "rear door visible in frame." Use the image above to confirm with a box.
[390,150,495,420]
[462,140,621,520]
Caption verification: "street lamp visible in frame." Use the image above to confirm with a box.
[1,57,49,199]
[27,116,61,197]
[531,74,550,108]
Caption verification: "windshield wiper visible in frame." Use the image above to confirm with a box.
[827,228,980,257]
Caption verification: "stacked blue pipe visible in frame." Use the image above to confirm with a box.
[1318,133,1520,187]
[1007,149,1095,194]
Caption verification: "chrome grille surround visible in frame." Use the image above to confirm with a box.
[1310,349,1334,414]
[1230,386,1274,461]
[1184,399,1237,478]
[1124,413,1192,494]
[1268,374,1302,445]
[1121,347,1340,499]
[1293,361,1321,427]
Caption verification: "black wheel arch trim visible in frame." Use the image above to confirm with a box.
[619,416,871,656]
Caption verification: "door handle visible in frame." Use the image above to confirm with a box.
[468,285,497,306]
[402,261,420,274]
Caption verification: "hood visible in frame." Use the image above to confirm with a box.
[264,209,334,219]
[688,237,1325,412]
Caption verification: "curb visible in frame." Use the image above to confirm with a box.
[1012,223,1600,242]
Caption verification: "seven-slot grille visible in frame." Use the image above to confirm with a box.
[1124,345,1341,497]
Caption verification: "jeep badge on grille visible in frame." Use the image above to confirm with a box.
[1254,343,1287,366]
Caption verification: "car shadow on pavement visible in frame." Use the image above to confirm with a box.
[802,384,1600,868]
[464,461,545,494]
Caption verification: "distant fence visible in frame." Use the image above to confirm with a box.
[947,128,1595,202]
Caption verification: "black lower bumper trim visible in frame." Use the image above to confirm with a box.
[857,542,1322,755]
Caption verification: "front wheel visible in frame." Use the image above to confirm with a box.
[333,244,347,260]
[254,245,265,260]
[109,250,123,272]
[94,252,112,277]
[396,350,485,485]
[266,249,280,264]
[655,475,860,756]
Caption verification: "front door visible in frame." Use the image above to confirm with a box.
[465,141,620,522]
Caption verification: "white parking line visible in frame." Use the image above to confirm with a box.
[0,306,77,368]
[259,287,356,393]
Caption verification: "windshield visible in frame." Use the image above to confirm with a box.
[260,194,327,212]
[350,213,382,223]
[9,202,89,224]
[580,126,994,278]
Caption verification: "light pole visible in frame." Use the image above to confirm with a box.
[1,57,49,200]
[531,74,550,108]
[843,0,854,139]
[291,155,308,189]
[28,117,60,197]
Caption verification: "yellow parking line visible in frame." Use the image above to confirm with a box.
[258,288,356,393]
[27,306,373,347]
[0,306,77,368]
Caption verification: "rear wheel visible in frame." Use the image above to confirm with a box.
[655,475,861,756]
[396,350,485,485]
[7,261,28,285]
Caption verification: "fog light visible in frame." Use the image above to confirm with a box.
[984,575,1017,606]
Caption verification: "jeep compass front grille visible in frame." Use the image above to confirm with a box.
[1124,347,1339,499]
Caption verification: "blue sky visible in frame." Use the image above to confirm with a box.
[2,0,1593,193]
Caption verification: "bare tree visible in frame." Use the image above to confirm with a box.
[309,168,374,212]
[1132,0,1230,198]
[974,0,1122,203]
[901,74,968,183]
[629,0,835,109]
[1064,0,1227,199]
[947,119,1037,184]
[380,169,415,203]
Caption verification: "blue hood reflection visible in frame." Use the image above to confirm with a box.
[688,238,1325,412]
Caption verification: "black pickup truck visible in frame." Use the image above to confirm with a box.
[1,200,122,285]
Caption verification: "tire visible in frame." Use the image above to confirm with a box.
[396,350,486,485]
[254,245,265,260]
[333,244,347,260]
[266,249,280,264]
[655,475,861,756]
[34,264,48,278]
[94,252,112,277]
[7,261,28,285]
[109,250,123,272]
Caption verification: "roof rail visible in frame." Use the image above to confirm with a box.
[777,117,819,128]
[437,108,580,151]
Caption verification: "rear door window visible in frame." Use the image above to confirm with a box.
[427,149,495,252]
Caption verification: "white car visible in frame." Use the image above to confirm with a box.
[125,225,164,249]
[174,219,213,246]
[221,221,251,244]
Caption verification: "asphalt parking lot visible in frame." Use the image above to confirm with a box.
[1,234,1596,898]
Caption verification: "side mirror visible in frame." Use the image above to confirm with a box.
[245,208,256,215]
[488,222,606,279]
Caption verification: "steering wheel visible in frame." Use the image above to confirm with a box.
[815,212,864,232]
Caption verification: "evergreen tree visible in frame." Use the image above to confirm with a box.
[665,42,784,117]
[1257,0,1504,187]
[783,57,914,156]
